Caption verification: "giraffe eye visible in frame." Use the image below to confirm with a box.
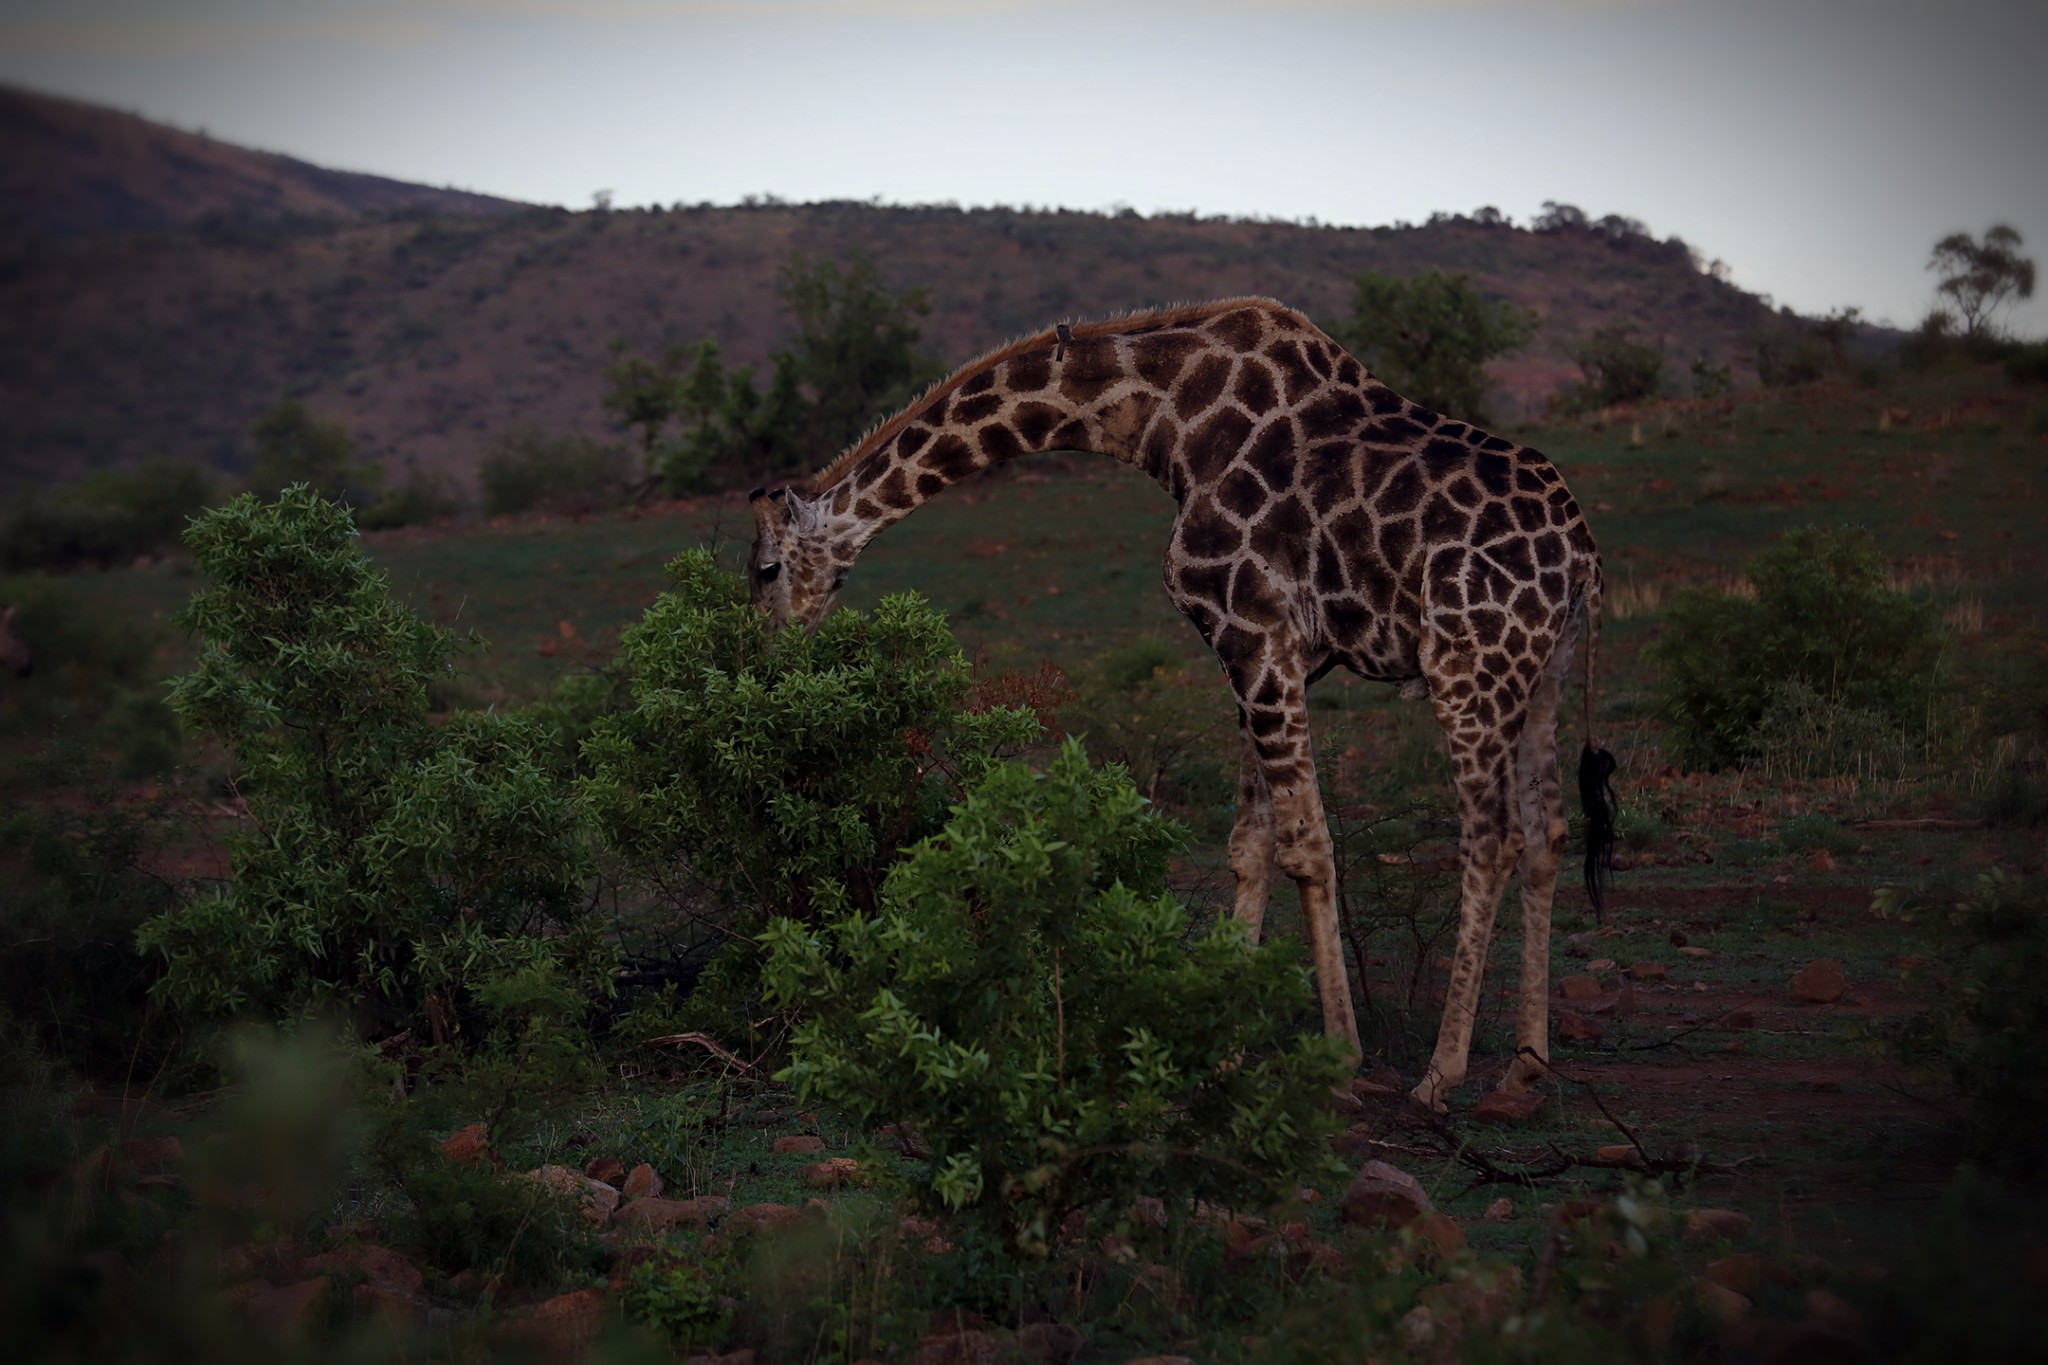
[759,563,781,582]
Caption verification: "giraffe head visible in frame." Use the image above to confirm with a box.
[747,485,853,629]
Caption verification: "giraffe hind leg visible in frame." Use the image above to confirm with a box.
[1501,629,1575,1094]
[1227,721,1278,939]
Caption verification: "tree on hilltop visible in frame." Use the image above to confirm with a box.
[1333,269,1536,425]
[1929,224,2035,341]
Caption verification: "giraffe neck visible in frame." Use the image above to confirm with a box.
[812,328,1180,551]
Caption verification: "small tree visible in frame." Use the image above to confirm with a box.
[779,252,940,456]
[602,338,687,462]
[138,489,608,1039]
[1929,225,2036,342]
[1335,269,1535,424]
[1566,326,1664,408]
[762,741,1349,1257]
[1649,526,1945,771]
[248,400,381,506]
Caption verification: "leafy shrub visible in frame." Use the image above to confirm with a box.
[137,489,609,1041]
[248,400,383,506]
[762,741,1350,1258]
[1061,638,1230,824]
[2007,342,2048,385]
[1,460,212,570]
[621,1249,733,1348]
[355,467,463,530]
[1875,871,2048,1167]
[582,550,1036,930]
[1552,326,1664,414]
[1648,526,1945,770]
[1331,269,1535,424]
[1689,354,1732,400]
[478,425,633,516]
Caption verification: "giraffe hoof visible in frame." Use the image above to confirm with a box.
[1407,1083,1449,1116]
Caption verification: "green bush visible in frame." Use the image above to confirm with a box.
[1,460,213,571]
[1555,326,1664,413]
[1876,871,2048,1168]
[762,740,1350,1258]
[356,466,463,530]
[137,488,609,1042]
[581,549,1037,931]
[1648,526,1945,770]
[2007,342,2048,385]
[478,425,634,516]
[1062,638,1231,824]
[1331,268,1535,424]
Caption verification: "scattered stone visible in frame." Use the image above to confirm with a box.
[1482,1198,1514,1222]
[774,1134,826,1156]
[1397,1305,1438,1348]
[1469,1090,1545,1125]
[1680,945,1714,958]
[615,1196,724,1231]
[1717,1009,1756,1031]
[438,1123,490,1166]
[1129,1196,1167,1228]
[1693,1276,1750,1326]
[1409,1212,1466,1260]
[1706,1253,1767,1295]
[899,1214,939,1241]
[1017,1321,1083,1365]
[324,1219,376,1246]
[805,1156,861,1188]
[1558,974,1603,1002]
[1804,1288,1863,1333]
[1223,1217,1278,1266]
[734,1202,802,1231]
[912,1329,1001,1365]
[530,1164,620,1225]
[1341,1160,1433,1230]
[243,1276,330,1336]
[1132,1263,1189,1311]
[1554,1009,1603,1043]
[583,1156,626,1186]
[1550,1199,1605,1229]
[1586,957,1618,973]
[1682,1208,1754,1242]
[1626,961,1668,982]
[1417,1263,1523,1336]
[1791,960,1847,1004]
[621,1163,664,1201]
[352,1281,425,1329]
[1330,1121,1378,1158]
[121,1137,184,1175]
[518,1288,606,1357]
[1595,1144,1639,1163]
[1809,849,1838,873]
[302,1243,424,1298]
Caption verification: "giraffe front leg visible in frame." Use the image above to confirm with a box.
[1251,711,1361,1066]
[1227,721,1277,939]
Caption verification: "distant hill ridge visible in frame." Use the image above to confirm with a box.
[0,87,1819,494]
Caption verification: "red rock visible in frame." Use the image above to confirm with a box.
[438,1124,490,1166]
[1595,1143,1639,1163]
[1693,1276,1750,1325]
[621,1163,663,1200]
[773,1134,826,1155]
[1482,1197,1513,1221]
[243,1276,330,1335]
[804,1156,861,1188]
[1340,1159,1433,1230]
[583,1157,626,1186]
[1550,1199,1605,1228]
[1682,1208,1754,1242]
[913,1329,1002,1365]
[1625,961,1668,982]
[1680,945,1714,958]
[1558,974,1603,1001]
[352,1281,424,1328]
[1469,1090,1545,1125]
[121,1137,184,1174]
[1716,1009,1756,1030]
[1129,1196,1167,1228]
[1017,1321,1083,1364]
[1706,1253,1766,1294]
[735,1202,801,1230]
[1804,1288,1862,1332]
[1416,1263,1523,1333]
[1409,1212,1466,1260]
[1554,1009,1603,1043]
[520,1288,606,1356]
[529,1164,620,1225]
[302,1243,423,1297]
[1809,849,1838,872]
[1791,960,1846,1004]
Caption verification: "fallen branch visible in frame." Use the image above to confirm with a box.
[1851,818,1986,832]
[644,1031,763,1077]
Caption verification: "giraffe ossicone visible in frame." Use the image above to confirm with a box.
[746,297,1617,1113]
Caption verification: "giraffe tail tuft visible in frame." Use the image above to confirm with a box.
[1578,743,1618,920]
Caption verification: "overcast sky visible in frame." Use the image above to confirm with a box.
[3,0,2043,336]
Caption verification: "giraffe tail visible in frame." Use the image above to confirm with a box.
[1575,567,1618,920]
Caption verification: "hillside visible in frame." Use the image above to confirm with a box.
[0,85,525,237]
[0,92,1814,495]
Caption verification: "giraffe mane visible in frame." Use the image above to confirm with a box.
[801,295,1307,495]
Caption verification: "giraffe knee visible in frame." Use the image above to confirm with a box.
[1273,822,1333,882]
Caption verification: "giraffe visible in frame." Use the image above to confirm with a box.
[746,297,1616,1112]
[0,605,31,678]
